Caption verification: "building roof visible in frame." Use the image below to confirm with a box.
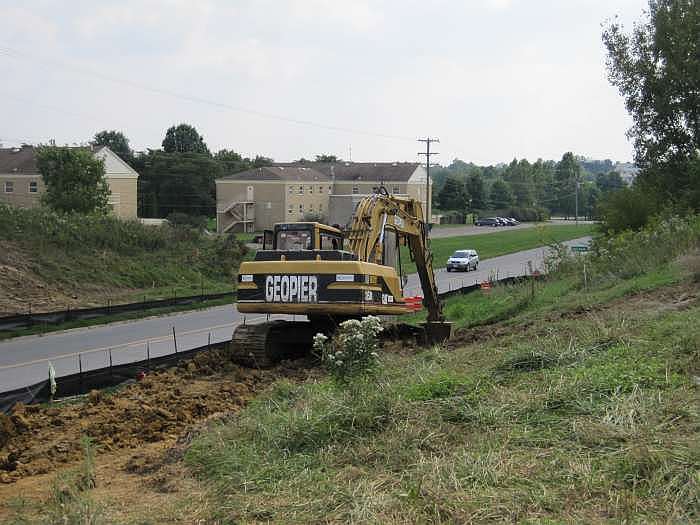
[311,162,421,182]
[217,162,421,183]
[0,145,38,174]
[218,166,330,182]
[0,145,138,179]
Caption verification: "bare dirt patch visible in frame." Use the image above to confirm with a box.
[0,349,317,486]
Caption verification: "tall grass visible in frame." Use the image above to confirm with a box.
[0,205,247,303]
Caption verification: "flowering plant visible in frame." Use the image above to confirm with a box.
[313,316,383,383]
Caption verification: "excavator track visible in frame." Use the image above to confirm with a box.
[230,320,321,367]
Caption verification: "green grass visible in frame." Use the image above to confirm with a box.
[184,242,699,523]
[0,205,246,315]
[399,223,595,274]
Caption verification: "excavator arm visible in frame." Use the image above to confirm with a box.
[345,190,444,323]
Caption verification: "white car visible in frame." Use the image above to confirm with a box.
[446,249,479,272]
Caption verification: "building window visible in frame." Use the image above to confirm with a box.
[3,181,13,193]
[328,186,332,194]
[299,204,303,213]
[319,203,323,212]
[289,186,294,194]
[309,204,314,212]
[288,205,293,214]
[392,186,400,193]
[29,181,38,193]
[352,186,359,194]
[309,185,313,194]
[266,202,272,209]
[319,185,323,194]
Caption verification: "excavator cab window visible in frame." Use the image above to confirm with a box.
[263,230,274,250]
[276,226,313,251]
[320,232,343,250]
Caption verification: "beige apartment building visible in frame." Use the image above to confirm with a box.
[215,162,430,232]
[0,145,139,218]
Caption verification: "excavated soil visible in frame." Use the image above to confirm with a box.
[0,348,318,485]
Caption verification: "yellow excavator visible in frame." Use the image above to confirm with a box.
[231,188,451,366]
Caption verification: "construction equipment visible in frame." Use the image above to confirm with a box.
[232,189,451,366]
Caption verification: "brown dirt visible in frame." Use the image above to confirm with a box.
[0,349,317,487]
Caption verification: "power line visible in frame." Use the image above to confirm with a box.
[0,45,416,142]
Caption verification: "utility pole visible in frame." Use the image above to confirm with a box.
[418,137,439,225]
[575,179,580,226]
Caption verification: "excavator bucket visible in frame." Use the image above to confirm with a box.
[421,321,452,345]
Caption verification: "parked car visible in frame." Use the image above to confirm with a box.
[446,249,479,272]
[506,217,520,225]
[475,217,500,227]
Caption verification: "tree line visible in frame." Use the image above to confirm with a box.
[94,125,273,219]
[432,153,626,221]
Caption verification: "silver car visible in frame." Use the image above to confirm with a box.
[446,249,479,272]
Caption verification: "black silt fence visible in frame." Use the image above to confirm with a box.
[0,340,225,413]
[0,275,536,413]
[0,291,236,331]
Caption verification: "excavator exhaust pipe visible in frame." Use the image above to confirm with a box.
[421,321,452,345]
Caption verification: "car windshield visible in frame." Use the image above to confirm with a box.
[452,251,470,258]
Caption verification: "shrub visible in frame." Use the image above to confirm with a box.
[166,212,208,231]
[313,316,383,384]
[598,186,657,233]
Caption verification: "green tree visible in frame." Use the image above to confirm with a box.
[466,173,486,209]
[37,147,110,214]
[595,171,626,194]
[93,130,133,163]
[603,0,700,210]
[162,124,210,154]
[488,180,514,209]
[138,151,221,218]
[554,152,581,217]
[315,154,340,163]
[252,155,274,168]
[215,149,252,175]
[437,176,469,211]
[504,158,535,207]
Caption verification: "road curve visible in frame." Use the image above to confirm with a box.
[0,237,590,392]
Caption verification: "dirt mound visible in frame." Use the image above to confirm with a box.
[0,349,316,484]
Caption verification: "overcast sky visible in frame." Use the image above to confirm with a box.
[0,0,647,165]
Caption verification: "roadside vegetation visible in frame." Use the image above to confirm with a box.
[0,205,246,315]
[183,216,699,523]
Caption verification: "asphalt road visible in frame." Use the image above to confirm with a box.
[0,237,590,392]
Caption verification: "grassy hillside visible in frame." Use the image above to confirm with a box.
[0,205,246,314]
[399,223,595,274]
[184,217,699,524]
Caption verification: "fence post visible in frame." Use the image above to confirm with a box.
[78,353,83,394]
[108,348,113,379]
[208,331,212,350]
[146,341,151,369]
[172,326,178,354]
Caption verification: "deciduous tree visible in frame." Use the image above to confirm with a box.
[162,124,210,155]
[37,147,110,214]
[603,0,699,210]
[93,130,133,163]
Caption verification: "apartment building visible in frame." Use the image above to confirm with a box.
[215,162,429,232]
[0,145,139,218]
